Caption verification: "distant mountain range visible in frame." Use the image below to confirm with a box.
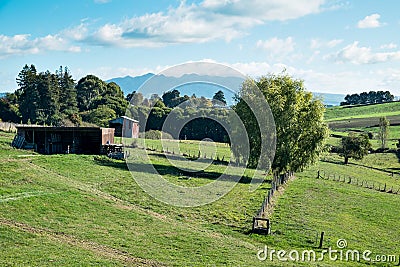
[0,93,6,99]
[107,73,347,106]
[312,92,345,106]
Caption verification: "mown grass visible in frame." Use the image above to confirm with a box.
[248,152,400,266]
[325,101,400,121]
[1,131,400,266]
[130,138,232,161]
[328,132,399,150]
[259,175,400,266]
[0,132,271,266]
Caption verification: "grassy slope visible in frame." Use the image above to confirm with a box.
[267,174,400,266]
[325,101,400,121]
[0,132,272,266]
[2,97,400,266]
[326,102,400,150]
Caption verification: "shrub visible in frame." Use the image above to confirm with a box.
[139,130,174,140]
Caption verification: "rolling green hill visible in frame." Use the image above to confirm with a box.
[325,101,400,150]
[1,128,400,266]
[325,101,400,122]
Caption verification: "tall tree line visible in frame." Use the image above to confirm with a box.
[125,89,229,142]
[1,64,128,127]
[341,91,394,106]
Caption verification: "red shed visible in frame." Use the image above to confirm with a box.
[109,116,139,138]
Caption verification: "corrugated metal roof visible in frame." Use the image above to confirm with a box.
[109,116,139,123]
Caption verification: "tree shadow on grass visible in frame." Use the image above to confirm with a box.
[93,154,267,185]
[127,162,265,184]
[321,153,400,176]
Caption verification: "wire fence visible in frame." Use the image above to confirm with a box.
[316,170,400,195]
[144,144,229,164]
[252,171,294,234]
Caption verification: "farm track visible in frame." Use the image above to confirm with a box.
[0,218,165,267]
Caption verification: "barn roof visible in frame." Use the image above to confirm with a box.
[15,125,113,131]
[109,116,138,124]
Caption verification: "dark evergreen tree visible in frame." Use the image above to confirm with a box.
[162,89,181,108]
[212,90,227,106]
[16,64,39,123]
[58,66,78,115]
[35,71,61,125]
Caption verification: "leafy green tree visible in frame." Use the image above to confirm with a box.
[76,75,107,112]
[234,73,329,172]
[212,90,226,106]
[147,107,169,131]
[92,82,128,117]
[378,116,390,149]
[127,105,150,132]
[153,99,166,108]
[198,96,212,108]
[339,133,372,164]
[81,105,116,127]
[0,93,20,122]
[126,91,144,106]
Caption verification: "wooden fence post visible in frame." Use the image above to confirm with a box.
[318,232,325,249]
[252,217,257,232]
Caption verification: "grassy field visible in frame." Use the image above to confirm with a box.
[325,102,400,150]
[1,101,400,266]
[0,132,272,266]
[1,127,400,266]
[327,133,399,150]
[325,101,400,121]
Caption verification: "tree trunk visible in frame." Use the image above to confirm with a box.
[344,156,349,165]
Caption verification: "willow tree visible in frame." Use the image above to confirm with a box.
[233,72,329,173]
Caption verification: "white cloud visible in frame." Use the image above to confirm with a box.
[334,41,400,64]
[201,0,325,21]
[85,0,328,47]
[357,13,382,29]
[1,0,331,53]
[62,23,89,41]
[0,34,81,58]
[310,38,343,49]
[256,37,295,59]
[94,60,400,95]
[378,68,400,92]
[380,43,397,50]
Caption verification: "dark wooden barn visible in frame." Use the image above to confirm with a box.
[14,125,114,154]
[109,116,139,138]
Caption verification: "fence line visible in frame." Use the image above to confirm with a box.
[144,144,229,164]
[316,170,400,195]
[252,171,294,234]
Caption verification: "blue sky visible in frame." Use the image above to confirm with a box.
[1,0,400,95]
